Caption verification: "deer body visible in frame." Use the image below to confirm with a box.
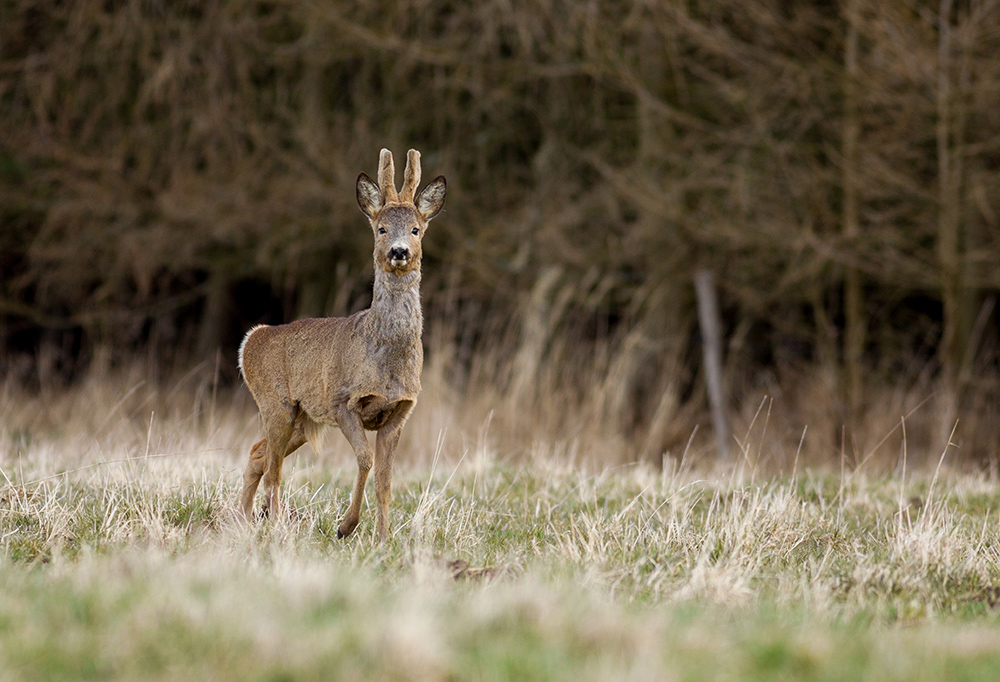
[238,149,446,541]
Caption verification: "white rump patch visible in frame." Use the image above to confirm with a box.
[237,324,268,378]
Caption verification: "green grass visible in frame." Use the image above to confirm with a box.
[3,384,1000,680]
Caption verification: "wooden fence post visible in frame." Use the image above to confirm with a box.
[694,269,730,461]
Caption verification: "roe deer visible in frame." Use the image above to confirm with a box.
[238,148,446,542]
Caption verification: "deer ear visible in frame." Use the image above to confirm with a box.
[357,172,383,219]
[415,176,447,222]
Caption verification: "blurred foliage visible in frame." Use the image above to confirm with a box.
[2,0,1000,457]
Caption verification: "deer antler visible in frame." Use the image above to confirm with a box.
[400,149,422,203]
[378,149,399,202]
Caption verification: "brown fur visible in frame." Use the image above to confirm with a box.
[238,149,446,542]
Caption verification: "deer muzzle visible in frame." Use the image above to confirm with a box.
[388,246,410,267]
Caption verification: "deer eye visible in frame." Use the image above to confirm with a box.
[378,227,386,234]
[411,227,419,235]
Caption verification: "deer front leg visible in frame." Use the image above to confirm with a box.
[335,407,373,539]
[373,400,414,543]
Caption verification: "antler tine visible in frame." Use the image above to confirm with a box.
[400,149,422,203]
[378,149,399,202]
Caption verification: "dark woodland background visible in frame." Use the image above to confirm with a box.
[2,0,1000,465]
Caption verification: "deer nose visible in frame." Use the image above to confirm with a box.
[389,247,410,262]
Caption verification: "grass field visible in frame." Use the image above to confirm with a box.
[3,370,1000,681]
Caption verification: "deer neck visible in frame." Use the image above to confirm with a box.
[370,267,423,342]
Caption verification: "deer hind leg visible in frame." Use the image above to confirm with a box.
[241,417,308,520]
[254,401,306,520]
[333,407,373,539]
[240,438,268,519]
[260,424,292,519]
[373,401,414,543]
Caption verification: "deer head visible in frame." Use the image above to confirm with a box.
[356,149,447,276]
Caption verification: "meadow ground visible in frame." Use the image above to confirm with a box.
[2,369,1000,681]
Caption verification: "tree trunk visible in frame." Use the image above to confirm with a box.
[196,275,230,361]
[936,0,967,441]
[842,0,864,428]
